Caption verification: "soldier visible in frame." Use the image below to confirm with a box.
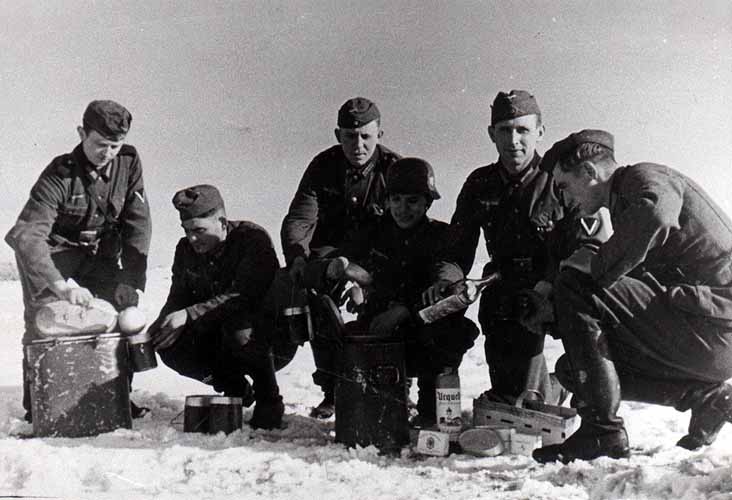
[149,185,297,430]
[447,90,609,406]
[325,158,479,426]
[532,130,732,463]
[6,100,151,422]
[281,97,401,418]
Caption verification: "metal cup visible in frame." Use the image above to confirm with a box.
[126,331,158,372]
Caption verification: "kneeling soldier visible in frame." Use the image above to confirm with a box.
[326,158,479,427]
[149,185,296,430]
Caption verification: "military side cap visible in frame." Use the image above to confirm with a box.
[172,184,225,220]
[386,157,441,200]
[539,129,614,172]
[491,90,541,125]
[83,100,132,140]
[337,97,380,128]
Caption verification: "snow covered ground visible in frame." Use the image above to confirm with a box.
[0,267,731,500]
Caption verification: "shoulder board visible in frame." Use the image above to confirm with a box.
[119,144,138,156]
[52,154,76,176]
[377,145,401,165]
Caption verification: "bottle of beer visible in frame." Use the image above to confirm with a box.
[436,367,462,442]
[417,271,501,324]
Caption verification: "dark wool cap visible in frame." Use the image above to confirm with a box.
[83,100,132,140]
[337,97,380,128]
[539,129,615,172]
[172,184,225,221]
[386,157,441,200]
[491,90,541,126]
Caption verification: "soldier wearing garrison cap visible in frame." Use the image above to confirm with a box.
[6,99,151,422]
[441,91,611,410]
[149,184,297,430]
[531,130,732,464]
[280,97,401,419]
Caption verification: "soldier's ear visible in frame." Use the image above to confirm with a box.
[77,126,87,142]
[487,125,496,143]
[377,129,384,139]
[581,161,599,180]
[334,128,342,143]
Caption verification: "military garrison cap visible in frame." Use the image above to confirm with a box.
[82,100,132,140]
[491,90,541,126]
[172,184,225,221]
[337,97,380,128]
[386,157,441,200]
[539,129,615,173]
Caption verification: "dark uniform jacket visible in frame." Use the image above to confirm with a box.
[280,144,400,266]
[5,143,151,293]
[592,163,732,324]
[449,153,609,313]
[153,220,279,330]
[337,215,464,322]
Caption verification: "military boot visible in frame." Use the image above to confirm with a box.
[555,354,732,451]
[533,330,629,464]
[248,351,285,430]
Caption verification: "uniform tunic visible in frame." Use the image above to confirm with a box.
[338,216,479,376]
[556,163,732,383]
[448,153,609,399]
[280,143,400,393]
[280,144,400,265]
[152,220,296,393]
[6,143,151,336]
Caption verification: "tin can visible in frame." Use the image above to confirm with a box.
[208,396,243,434]
[126,331,158,372]
[184,395,214,433]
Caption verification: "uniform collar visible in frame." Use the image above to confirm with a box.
[497,152,541,188]
[346,145,381,179]
[73,143,112,182]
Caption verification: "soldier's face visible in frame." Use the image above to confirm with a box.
[388,193,429,229]
[488,115,544,175]
[335,120,382,167]
[553,164,601,216]
[78,128,125,167]
[182,215,227,254]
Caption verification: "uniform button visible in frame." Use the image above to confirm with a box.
[351,196,358,203]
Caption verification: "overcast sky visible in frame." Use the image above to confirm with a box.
[1,0,730,268]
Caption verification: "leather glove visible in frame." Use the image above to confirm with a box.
[368,305,411,337]
[114,283,139,308]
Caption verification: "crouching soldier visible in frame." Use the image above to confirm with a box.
[149,185,296,430]
[533,130,732,463]
[5,100,151,422]
[324,158,479,427]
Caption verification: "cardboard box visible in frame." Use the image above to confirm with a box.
[416,430,450,456]
[510,431,542,456]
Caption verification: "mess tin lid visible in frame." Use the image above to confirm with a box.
[209,396,243,406]
[185,395,217,407]
[458,428,505,457]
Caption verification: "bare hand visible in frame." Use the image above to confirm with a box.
[114,283,139,308]
[421,279,451,307]
[369,305,411,337]
[63,287,94,306]
[152,310,188,350]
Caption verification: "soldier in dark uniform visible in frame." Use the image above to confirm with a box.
[280,97,401,418]
[149,185,296,430]
[326,158,479,426]
[532,130,732,463]
[5,100,151,422]
[447,90,610,406]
